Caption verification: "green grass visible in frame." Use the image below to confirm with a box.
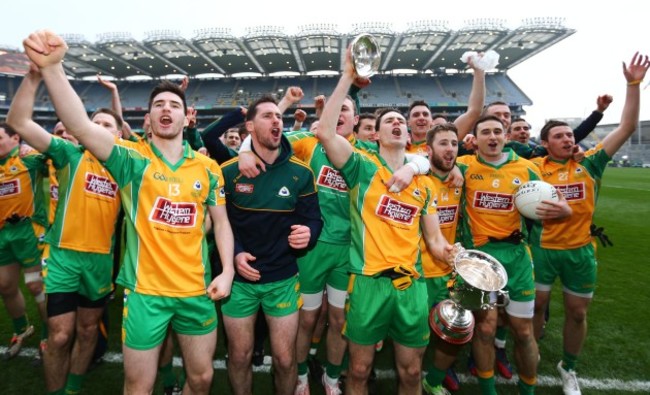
[1,168,650,394]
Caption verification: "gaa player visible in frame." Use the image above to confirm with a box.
[317,46,453,395]
[456,115,571,395]
[8,66,123,395]
[24,29,235,395]
[0,122,47,360]
[530,53,649,395]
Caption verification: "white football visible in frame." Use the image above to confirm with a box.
[514,180,559,220]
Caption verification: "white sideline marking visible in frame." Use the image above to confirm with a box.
[603,185,650,192]
[5,346,650,392]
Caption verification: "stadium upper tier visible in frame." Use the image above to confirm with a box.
[0,73,531,116]
[0,18,574,79]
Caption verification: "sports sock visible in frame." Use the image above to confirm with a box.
[298,361,309,376]
[159,362,177,388]
[12,315,29,334]
[64,373,84,394]
[477,370,497,395]
[325,361,343,379]
[517,374,536,395]
[424,365,446,387]
[562,350,578,371]
[494,326,507,348]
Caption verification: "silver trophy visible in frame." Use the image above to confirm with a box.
[350,34,381,78]
[429,244,509,345]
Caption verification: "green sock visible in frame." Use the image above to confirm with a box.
[12,315,29,334]
[159,362,176,387]
[41,322,48,341]
[47,390,65,395]
[478,376,497,395]
[562,350,578,371]
[341,351,349,372]
[424,366,446,387]
[64,373,84,394]
[325,361,343,379]
[178,369,186,388]
[495,326,507,347]
[297,361,309,376]
[518,379,535,395]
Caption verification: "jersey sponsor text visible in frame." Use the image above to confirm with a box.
[85,173,118,198]
[149,197,197,227]
[317,166,348,192]
[473,191,514,211]
[376,195,418,225]
[437,205,458,225]
[0,180,20,198]
[555,183,585,201]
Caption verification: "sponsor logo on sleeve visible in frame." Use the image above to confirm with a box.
[84,173,118,198]
[149,197,197,227]
[317,166,348,192]
[0,180,20,198]
[235,183,254,194]
[555,183,585,201]
[376,194,419,225]
[473,191,514,211]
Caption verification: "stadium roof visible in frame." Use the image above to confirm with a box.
[0,18,574,79]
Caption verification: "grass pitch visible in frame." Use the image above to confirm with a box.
[1,168,649,394]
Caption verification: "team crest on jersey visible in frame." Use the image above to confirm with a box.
[50,185,59,200]
[219,187,225,198]
[9,165,18,174]
[437,205,459,225]
[454,188,461,195]
[555,183,585,201]
[317,166,347,192]
[413,188,421,198]
[0,180,20,198]
[376,194,419,225]
[473,191,514,211]
[193,181,202,190]
[278,186,291,197]
[85,173,118,198]
[235,183,254,194]
[575,168,583,173]
[149,197,197,227]
[512,177,521,186]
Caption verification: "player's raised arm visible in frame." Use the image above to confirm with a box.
[23,30,115,160]
[600,52,650,157]
[6,64,53,152]
[315,47,355,168]
[454,57,485,139]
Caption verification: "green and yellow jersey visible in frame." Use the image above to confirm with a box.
[0,147,47,229]
[339,151,436,276]
[457,149,541,248]
[529,147,610,249]
[421,173,462,278]
[45,138,121,254]
[104,139,225,297]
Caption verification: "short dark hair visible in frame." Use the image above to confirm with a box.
[407,100,430,117]
[426,123,458,146]
[148,80,187,113]
[481,101,509,117]
[432,113,449,122]
[0,122,17,137]
[90,108,124,130]
[539,120,569,142]
[473,115,504,135]
[246,94,278,121]
[354,113,376,133]
[374,108,403,131]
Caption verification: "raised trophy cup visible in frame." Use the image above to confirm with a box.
[350,34,381,78]
[429,244,509,345]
